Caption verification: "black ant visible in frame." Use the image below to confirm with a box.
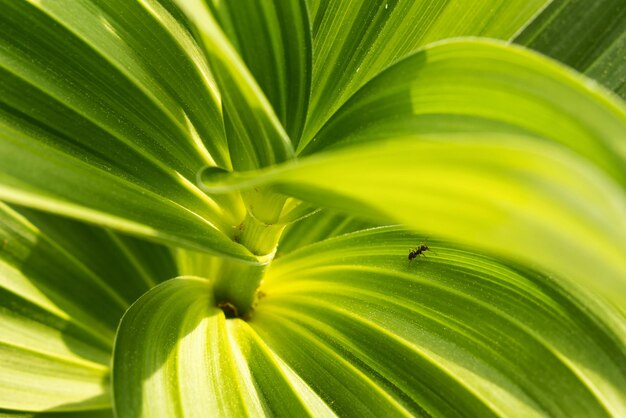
[408,240,433,263]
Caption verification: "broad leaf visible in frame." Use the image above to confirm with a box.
[258,227,626,416]
[300,39,626,185]
[3,1,626,417]
[0,0,223,176]
[516,0,626,100]
[0,0,253,259]
[0,130,249,259]
[0,204,175,412]
[302,0,550,144]
[114,277,331,417]
[200,135,626,307]
[113,229,626,417]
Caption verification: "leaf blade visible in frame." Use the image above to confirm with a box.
[0,205,176,412]
[303,0,550,144]
[211,0,311,143]
[254,226,626,416]
[200,135,626,306]
[173,0,295,171]
[303,39,626,185]
[112,232,626,417]
[0,127,251,260]
[112,277,333,418]
[0,0,257,259]
[515,0,626,100]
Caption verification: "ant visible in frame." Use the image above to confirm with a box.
[408,239,434,263]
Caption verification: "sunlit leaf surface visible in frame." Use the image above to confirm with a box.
[0,203,174,412]
[0,0,252,259]
[302,0,550,144]
[201,134,626,308]
[114,229,626,417]
[210,0,311,142]
[2,1,626,417]
[173,0,295,171]
[301,39,626,185]
[200,39,626,307]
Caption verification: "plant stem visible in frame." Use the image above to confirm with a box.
[213,193,286,317]
[212,259,270,319]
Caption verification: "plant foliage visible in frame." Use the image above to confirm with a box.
[0,0,625,417]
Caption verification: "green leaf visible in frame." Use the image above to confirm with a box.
[257,227,626,416]
[302,0,550,144]
[89,0,231,168]
[3,2,626,417]
[515,0,626,100]
[200,134,626,306]
[0,410,113,418]
[114,276,333,417]
[301,39,626,185]
[11,207,177,300]
[0,204,175,412]
[0,129,249,259]
[113,277,214,418]
[210,0,311,142]
[172,0,295,171]
[0,0,254,259]
[0,0,223,176]
[278,209,374,256]
[1,204,122,343]
[113,229,626,417]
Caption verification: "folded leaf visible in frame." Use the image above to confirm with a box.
[113,277,334,417]
[173,0,295,170]
[0,0,221,177]
[113,229,626,417]
[0,127,251,260]
[0,0,253,259]
[302,39,626,185]
[303,0,550,143]
[211,0,311,142]
[200,135,626,306]
[257,226,626,416]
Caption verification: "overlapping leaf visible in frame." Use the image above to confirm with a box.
[278,209,374,256]
[173,0,295,170]
[201,133,626,307]
[302,0,550,144]
[0,203,175,413]
[209,0,311,142]
[200,39,626,305]
[114,277,332,417]
[3,1,626,417]
[113,228,626,417]
[0,0,251,259]
[300,39,626,185]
